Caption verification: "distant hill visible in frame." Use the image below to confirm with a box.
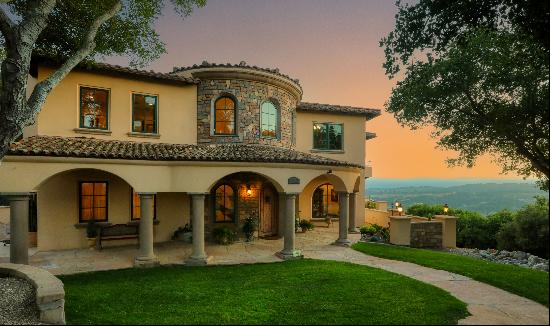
[366,181,548,215]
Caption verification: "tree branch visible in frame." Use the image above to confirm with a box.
[26,0,123,120]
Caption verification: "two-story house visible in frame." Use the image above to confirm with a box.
[0,57,379,266]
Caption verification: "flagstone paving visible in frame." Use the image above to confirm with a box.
[0,223,547,325]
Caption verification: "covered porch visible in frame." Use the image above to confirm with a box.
[0,221,361,275]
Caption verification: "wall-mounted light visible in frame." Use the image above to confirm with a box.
[443,203,449,215]
[397,206,403,216]
[246,184,252,197]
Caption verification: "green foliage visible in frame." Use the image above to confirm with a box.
[212,226,236,245]
[497,197,549,258]
[381,0,549,187]
[406,203,463,219]
[298,219,314,231]
[60,260,469,325]
[5,0,206,67]
[242,214,258,242]
[360,224,389,242]
[353,242,549,306]
[365,200,377,209]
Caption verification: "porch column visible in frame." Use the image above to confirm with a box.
[348,192,358,233]
[7,193,31,264]
[278,193,285,237]
[335,192,351,246]
[186,193,209,265]
[134,193,159,267]
[277,193,302,260]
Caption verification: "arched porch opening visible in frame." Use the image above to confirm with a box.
[207,172,283,239]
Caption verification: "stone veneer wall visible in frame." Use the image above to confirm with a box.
[197,79,298,148]
[410,221,443,248]
[204,173,278,240]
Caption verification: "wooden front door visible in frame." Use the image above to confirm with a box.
[260,185,278,237]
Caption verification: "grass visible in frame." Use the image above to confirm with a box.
[60,259,468,325]
[352,242,549,306]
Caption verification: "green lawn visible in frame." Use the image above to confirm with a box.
[353,242,549,306]
[60,259,468,325]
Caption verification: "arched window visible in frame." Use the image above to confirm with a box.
[214,184,235,222]
[214,96,236,135]
[260,101,278,138]
[312,183,339,219]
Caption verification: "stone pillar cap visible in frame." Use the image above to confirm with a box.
[389,215,412,220]
[433,214,457,219]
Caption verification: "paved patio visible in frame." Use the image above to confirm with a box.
[0,223,548,325]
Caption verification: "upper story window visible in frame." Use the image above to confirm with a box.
[80,87,109,130]
[132,94,158,134]
[214,96,236,135]
[313,122,343,151]
[214,184,235,223]
[79,182,108,222]
[260,101,278,138]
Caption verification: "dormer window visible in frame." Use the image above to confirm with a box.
[214,96,236,135]
[260,101,278,138]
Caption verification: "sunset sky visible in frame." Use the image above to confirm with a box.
[111,0,519,180]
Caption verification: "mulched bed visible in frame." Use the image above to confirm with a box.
[0,276,41,325]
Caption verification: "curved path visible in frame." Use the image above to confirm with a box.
[306,244,549,325]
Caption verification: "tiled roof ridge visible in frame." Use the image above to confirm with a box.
[33,55,200,85]
[297,102,381,118]
[8,135,362,168]
[171,60,301,87]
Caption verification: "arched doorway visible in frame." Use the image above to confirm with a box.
[209,172,280,238]
[312,183,340,219]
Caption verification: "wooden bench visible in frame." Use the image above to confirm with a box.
[97,223,139,249]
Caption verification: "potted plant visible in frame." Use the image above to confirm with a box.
[242,214,258,242]
[86,219,98,249]
[173,223,192,243]
[299,219,314,233]
[213,226,236,245]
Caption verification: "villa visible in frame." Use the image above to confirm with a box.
[0,56,379,266]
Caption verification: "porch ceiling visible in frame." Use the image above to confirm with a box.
[8,136,363,168]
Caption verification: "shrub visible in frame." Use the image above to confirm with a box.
[497,197,549,258]
[365,200,377,209]
[299,219,314,231]
[360,224,389,242]
[406,203,463,218]
[360,225,378,235]
[213,226,236,245]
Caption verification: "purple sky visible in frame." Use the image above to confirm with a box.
[108,0,511,179]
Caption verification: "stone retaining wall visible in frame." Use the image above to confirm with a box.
[0,263,65,325]
[410,221,442,248]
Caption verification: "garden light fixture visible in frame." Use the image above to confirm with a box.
[443,203,449,215]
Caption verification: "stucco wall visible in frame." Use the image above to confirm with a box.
[295,112,366,167]
[35,66,197,144]
[37,169,190,251]
[365,208,390,227]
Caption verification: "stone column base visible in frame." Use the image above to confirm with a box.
[276,250,303,260]
[133,256,160,268]
[333,239,352,247]
[348,228,360,234]
[185,256,211,266]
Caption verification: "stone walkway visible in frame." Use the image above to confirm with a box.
[1,224,548,325]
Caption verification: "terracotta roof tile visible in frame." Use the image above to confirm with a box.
[8,136,363,168]
[34,56,200,85]
[172,60,301,89]
[297,102,381,120]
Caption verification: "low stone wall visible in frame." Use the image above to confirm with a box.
[0,263,65,325]
[410,222,442,248]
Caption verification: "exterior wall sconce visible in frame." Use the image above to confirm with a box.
[443,203,449,215]
[246,184,252,197]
